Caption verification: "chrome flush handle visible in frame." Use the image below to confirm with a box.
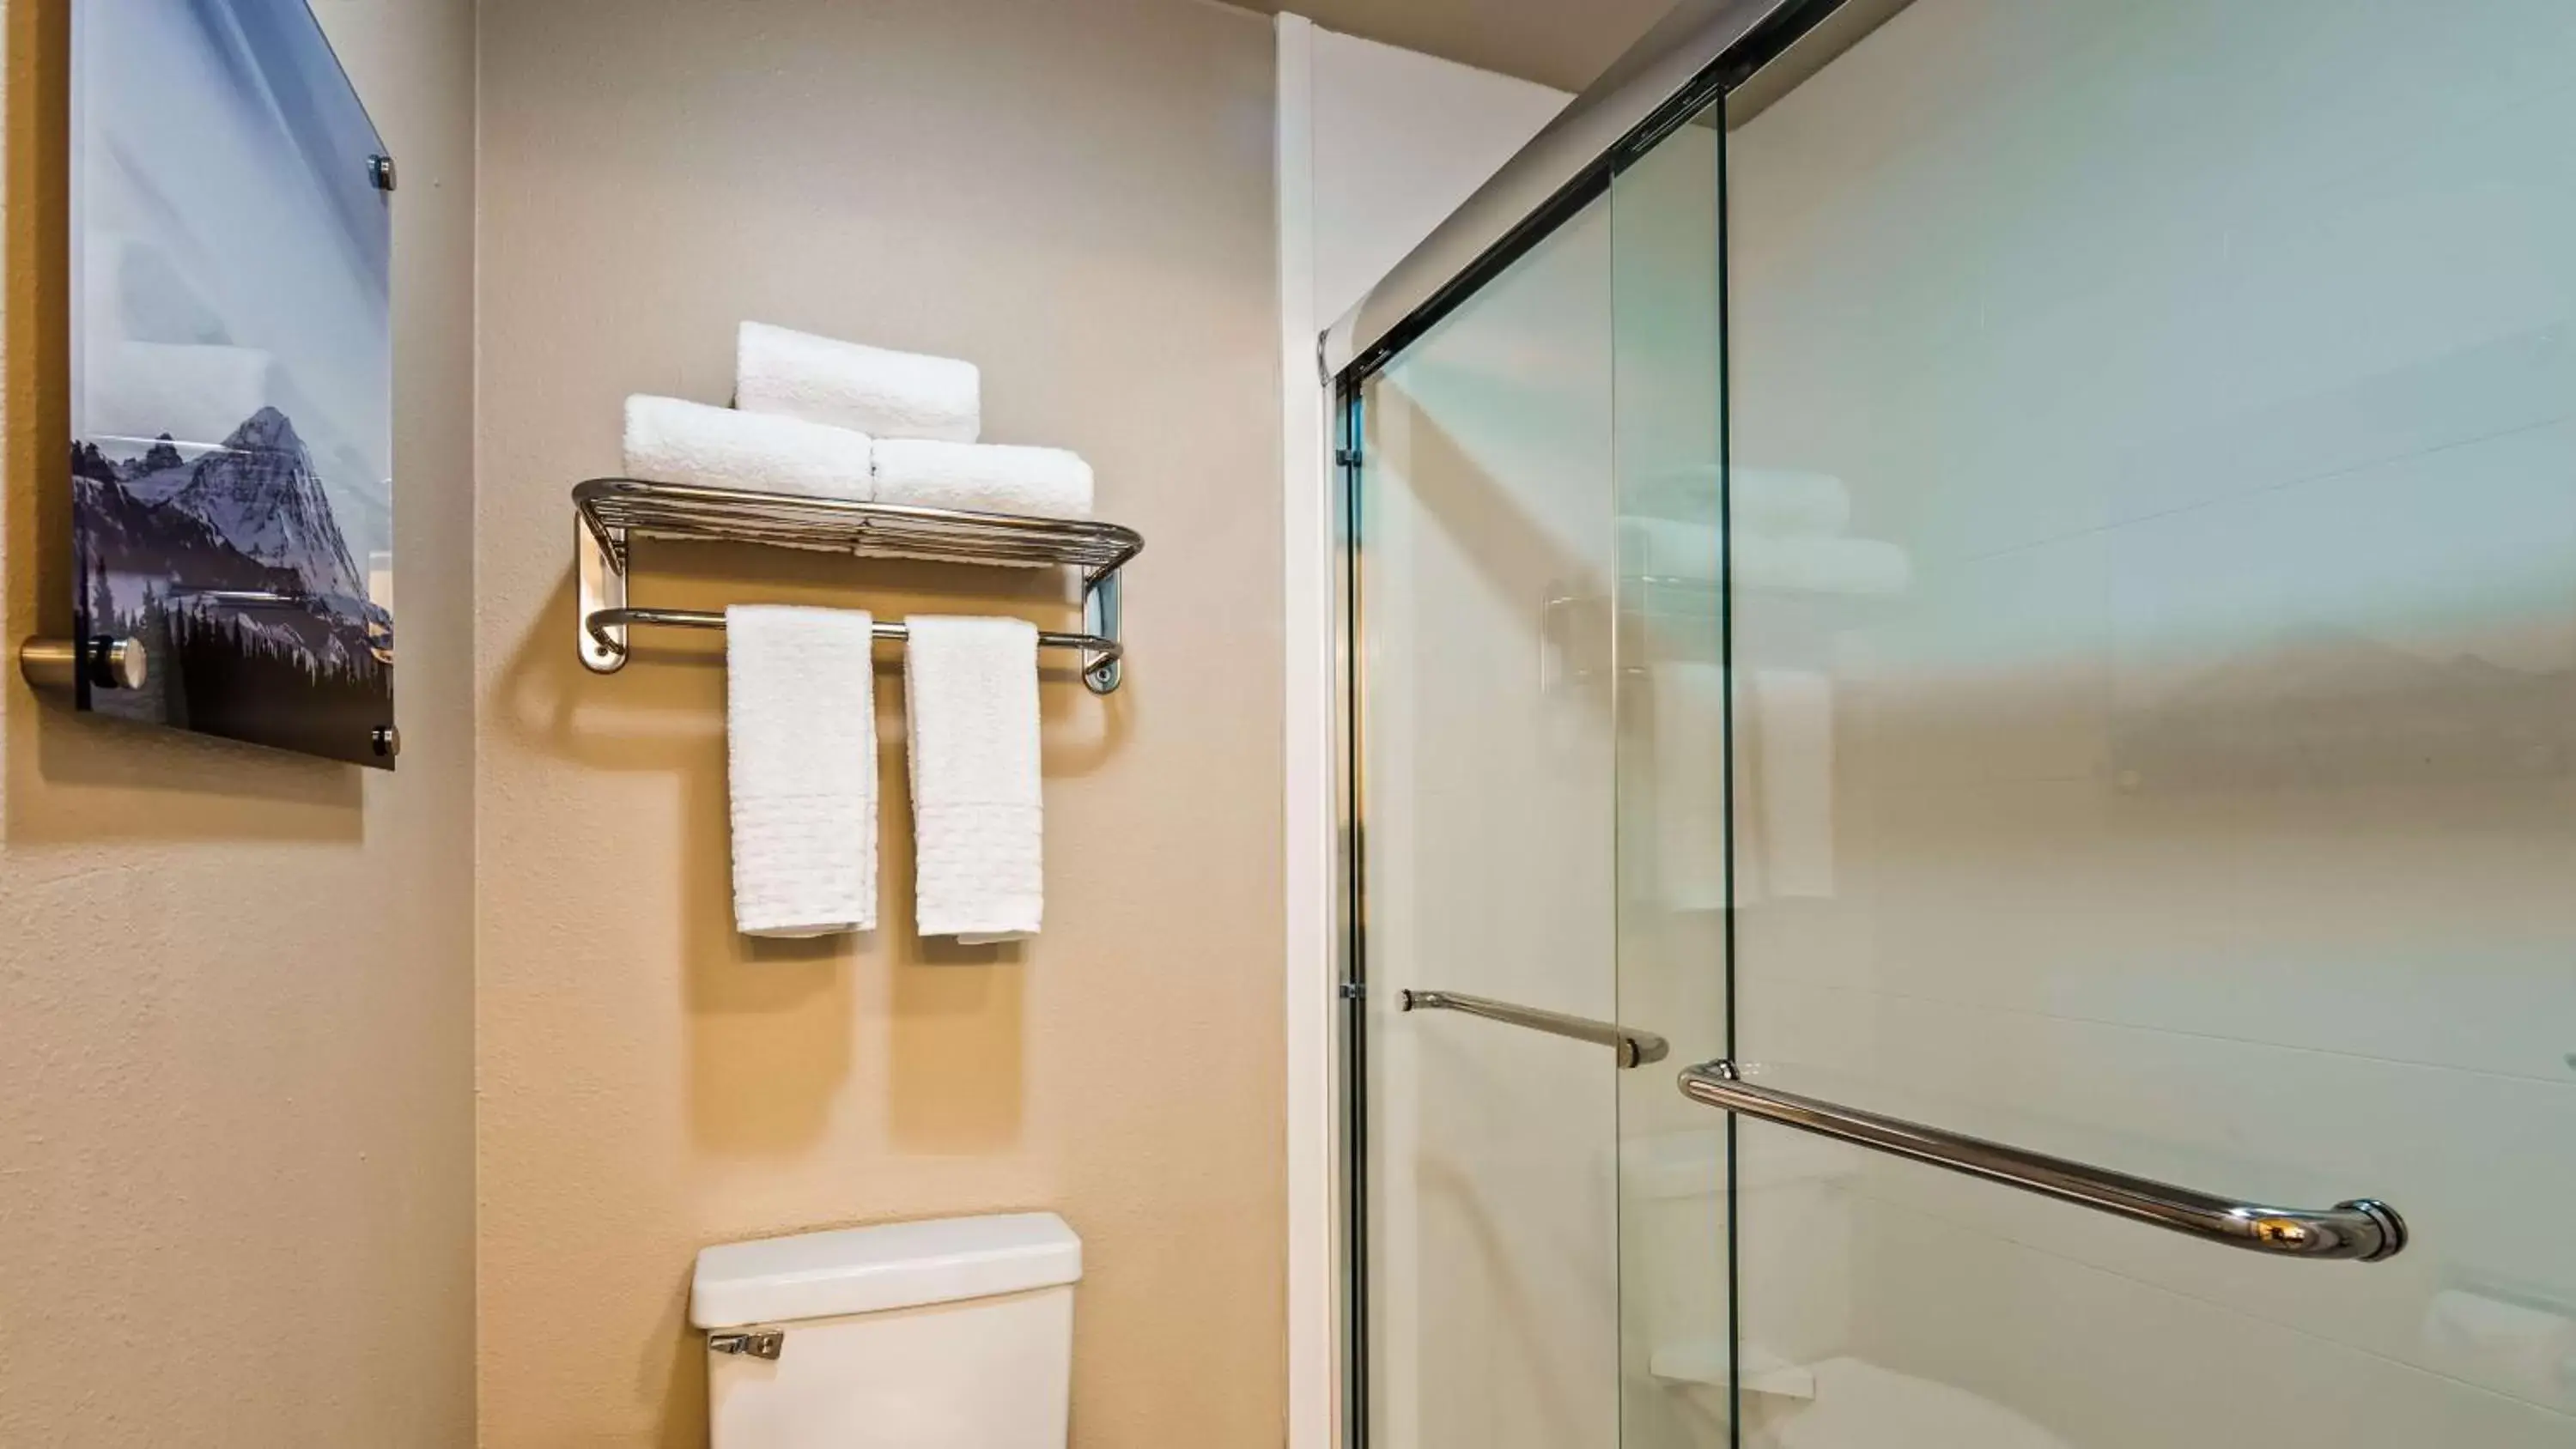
[708,1329,784,1360]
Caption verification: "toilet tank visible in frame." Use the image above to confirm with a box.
[691,1212,1082,1449]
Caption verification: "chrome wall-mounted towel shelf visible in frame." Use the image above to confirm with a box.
[575,478,1144,693]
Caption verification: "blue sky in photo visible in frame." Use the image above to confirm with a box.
[75,0,392,561]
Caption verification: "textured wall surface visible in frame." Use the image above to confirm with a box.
[0,0,479,1443]
[474,0,1285,1442]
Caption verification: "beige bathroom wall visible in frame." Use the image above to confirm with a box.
[472,0,1285,1444]
[0,0,479,1445]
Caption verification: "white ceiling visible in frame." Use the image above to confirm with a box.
[1225,0,1675,93]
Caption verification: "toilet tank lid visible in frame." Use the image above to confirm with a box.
[690,1212,1082,1328]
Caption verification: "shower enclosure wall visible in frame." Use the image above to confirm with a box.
[1332,1,2576,1446]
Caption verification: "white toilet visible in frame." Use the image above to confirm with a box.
[690,1212,1082,1447]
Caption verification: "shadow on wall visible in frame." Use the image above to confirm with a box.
[487,535,1130,1155]
[488,537,1141,1442]
[1,0,360,845]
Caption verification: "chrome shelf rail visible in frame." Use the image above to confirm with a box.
[574,477,1144,693]
[1678,1061,2405,1261]
[1400,989,1669,1069]
[584,607,1118,664]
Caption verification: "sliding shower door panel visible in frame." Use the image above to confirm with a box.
[1352,195,1622,1449]
[1608,100,1735,1449]
[1720,1,2576,1445]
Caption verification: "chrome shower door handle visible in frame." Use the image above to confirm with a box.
[1400,989,1668,1069]
[1678,1060,2405,1262]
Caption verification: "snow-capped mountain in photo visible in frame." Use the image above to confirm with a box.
[161,406,367,603]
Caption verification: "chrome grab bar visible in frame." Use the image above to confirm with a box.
[1400,989,1669,1069]
[1677,1061,2405,1262]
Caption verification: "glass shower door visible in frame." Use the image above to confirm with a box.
[1348,3,2573,1442]
[1352,188,1623,1449]
[1607,99,1732,1449]
[1703,0,2576,1446]
[1347,108,1731,1449]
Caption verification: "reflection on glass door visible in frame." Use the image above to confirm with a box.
[1716,0,2576,1446]
[1608,100,1733,1449]
[1355,192,1620,1449]
[1349,2,2574,1445]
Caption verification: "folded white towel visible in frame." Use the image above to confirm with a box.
[1618,517,1908,595]
[1735,535,1911,597]
[1634,469,1852,536]
[726,605,879,937]
[904,616,1043,941]
[624,395,874,500]
[1620,515,1722,582]
[1742,667,1836,901]
[1734,469,1851,536]
[872,438,1095,520]
[736,322,981,443]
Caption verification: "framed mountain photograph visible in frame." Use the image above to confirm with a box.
[69,0,396,767]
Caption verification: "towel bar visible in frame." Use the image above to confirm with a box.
[1400,988,1668,1069]
[586,606,1119,665]
[574,478,1143,693]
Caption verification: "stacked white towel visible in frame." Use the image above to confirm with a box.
[1735,534,1911,597]
[1619,508,1911,597]
[726,605,880,937]
[903,616,1044,941]
[673,327,1091,943]
[718,321,1101,521]
[737,321,981,443]
[1733,468,1852,535]
[872,439,1095,521]
[625,395,875,500]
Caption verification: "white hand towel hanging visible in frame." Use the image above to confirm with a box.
[623,395,874,500]
[726,605,879,937]
[1648,664,1836,910]
[736,321,981,443]
[1650,661,1729,912]
[873,438,1095,521]
[1741,667,1837,900]
[903,616,1043,942]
